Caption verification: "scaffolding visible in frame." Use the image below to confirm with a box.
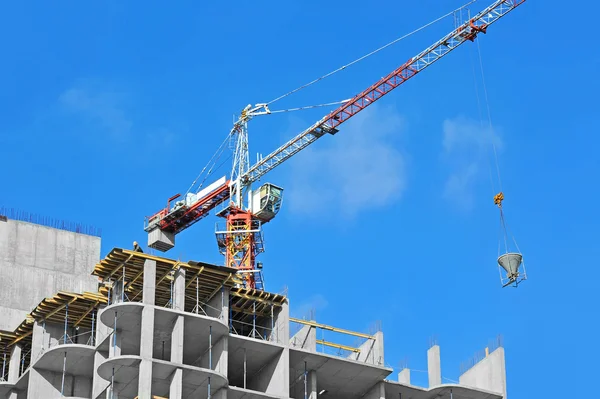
[0,290,107,392]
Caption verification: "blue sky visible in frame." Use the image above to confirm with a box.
[1,1,599,397]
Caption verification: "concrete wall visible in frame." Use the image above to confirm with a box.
[0,219,100,331]
[459,347,507,398]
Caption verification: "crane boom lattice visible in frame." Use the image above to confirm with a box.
[244,0,524,184]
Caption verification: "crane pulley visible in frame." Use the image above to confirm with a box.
[144,0,528,289]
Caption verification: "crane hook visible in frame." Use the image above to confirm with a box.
[493,191,504,208]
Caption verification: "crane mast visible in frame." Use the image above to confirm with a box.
[144,0,526,289]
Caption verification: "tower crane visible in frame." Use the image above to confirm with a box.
[143,0,526,289]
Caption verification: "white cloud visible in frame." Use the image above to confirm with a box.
[59,85,133,140]
[441,116,502,210]
[285,104,408,219]
[58,83,180,153]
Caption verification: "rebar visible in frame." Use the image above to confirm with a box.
[0,207,102,237]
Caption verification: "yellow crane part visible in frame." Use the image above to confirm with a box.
[494,191,504,208]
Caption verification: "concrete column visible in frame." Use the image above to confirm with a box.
[138,306,154,398]
[92,350,110,398]
[143,259,156,306]
[398,368,411,384]
[169,368,183,399]
[459,347,507,399]
[173,267,186,311]
[30,320,45,363]
[212,335,228,376]
[171,316,184,363]
[96,306,111,347]
[207,285,229,323]
[427,345,441,387]
[308,370,317,399]
[351,331,384,366]
[272,300,290,345]
[290,324,316,351]
[138,259,156,398]
[7,344,22,383]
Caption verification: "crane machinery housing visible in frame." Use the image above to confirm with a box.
[143,0,527,290]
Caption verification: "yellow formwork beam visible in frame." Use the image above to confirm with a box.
[317,339,361,353]
[290,318,374,340]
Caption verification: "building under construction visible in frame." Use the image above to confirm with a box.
[0,0,528,397]
[0,216,508,399]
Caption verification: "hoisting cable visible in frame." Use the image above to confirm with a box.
[476,36,503,194]
[473,33,522,261]
[474,37,507,254]
[469,31,496,199]
[185,132,231,195]
[266,0,478,106]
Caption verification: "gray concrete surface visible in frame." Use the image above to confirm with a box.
[459,347,507,399]
[0,219,100,331]
[398,368,410,385]
[427,344,441,387]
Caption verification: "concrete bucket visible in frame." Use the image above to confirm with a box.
[497,252,523,281]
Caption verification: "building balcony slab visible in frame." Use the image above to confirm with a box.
[289,347,392,399]
[97,355,228,399]
[32,344,95,377]
[384,381,503,399]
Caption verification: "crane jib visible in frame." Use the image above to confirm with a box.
[242,0,526,185]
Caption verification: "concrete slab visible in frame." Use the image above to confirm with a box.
[99,303,145,328]
[153,359,228,398]
[97,355,228,399]
[228,386,286,399]
[384,381,503,399]
[289,347,392,399]
[33,344,95,377]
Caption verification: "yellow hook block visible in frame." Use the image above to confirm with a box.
[494,192,504,208]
